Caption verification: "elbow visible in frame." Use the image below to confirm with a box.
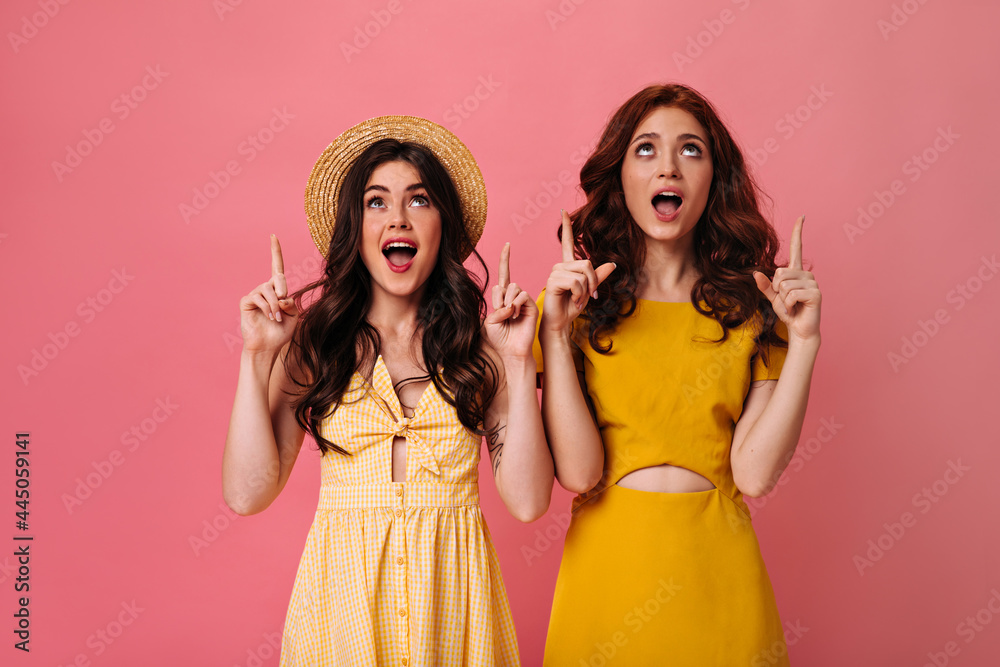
[557,470,602,496]
[733,471,777,499]
[504,483,554,523]
[737,483,769,500]
[509,498,551,523]
[222,487,268,516]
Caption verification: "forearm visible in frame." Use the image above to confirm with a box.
[540,330,605,493]
[222,349,284,515]
[494,356,553,522]
[732,336,820,497]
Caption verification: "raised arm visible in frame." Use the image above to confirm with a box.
[222,235,309,515]
[731,216,822,497]
[481,242,554,523]
[538,211,616,494]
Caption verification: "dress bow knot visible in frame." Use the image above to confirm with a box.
[392,417,411,438]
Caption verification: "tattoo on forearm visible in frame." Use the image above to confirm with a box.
[487,427,504,477]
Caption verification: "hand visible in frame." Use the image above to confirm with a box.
[753,215,821,344]
[540,209,616,336]
[484,242,537,360]
[238,235,301,354]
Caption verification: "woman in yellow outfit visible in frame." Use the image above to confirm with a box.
[222,116,553,666]
[535,84,822,665]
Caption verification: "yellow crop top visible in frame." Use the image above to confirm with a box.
[532,291,788,516]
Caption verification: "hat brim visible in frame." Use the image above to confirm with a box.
[305,115,487,260]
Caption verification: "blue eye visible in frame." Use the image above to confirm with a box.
[636,142,654,156]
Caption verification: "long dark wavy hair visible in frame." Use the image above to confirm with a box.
[285,139,498,456]
[569,83,786,361]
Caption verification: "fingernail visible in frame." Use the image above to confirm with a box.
[268,312,274,321]
[276,311,282,322]
[592,290,598,300]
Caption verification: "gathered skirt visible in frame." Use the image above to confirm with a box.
[544,484,789,666]
[280,483,520,666]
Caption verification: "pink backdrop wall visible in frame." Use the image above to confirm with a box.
[4,0,999,665]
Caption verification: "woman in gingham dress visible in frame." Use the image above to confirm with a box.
[223,117,553,666]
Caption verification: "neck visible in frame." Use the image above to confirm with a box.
[366,287,424,344]
[637,236,699,301]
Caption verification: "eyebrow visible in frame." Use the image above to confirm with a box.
[629,132,707,146]
[363,183,427,194]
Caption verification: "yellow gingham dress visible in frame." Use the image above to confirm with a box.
[279,355,520,666]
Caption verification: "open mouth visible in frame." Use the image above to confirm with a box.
[381,239,418,271]
[651,190,683,220]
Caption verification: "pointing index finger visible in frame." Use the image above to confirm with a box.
[498,242,510,290]
[561,209,576,263]
[789,215,804,270]
[271,234,285,276]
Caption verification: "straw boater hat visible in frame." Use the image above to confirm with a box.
[304,115,487,259]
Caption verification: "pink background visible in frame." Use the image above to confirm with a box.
[4,0,999,665]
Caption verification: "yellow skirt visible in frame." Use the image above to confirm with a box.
[544,484,789,666]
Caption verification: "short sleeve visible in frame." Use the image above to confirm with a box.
[751,319,789,381]
[531,291,546,372]
[530,289,585,374]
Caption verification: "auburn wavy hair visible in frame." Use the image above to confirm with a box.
[570,83,786,360]
[284,139,498,455]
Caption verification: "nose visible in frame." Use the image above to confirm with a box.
[387,205,411,230]
[657,153,680,179]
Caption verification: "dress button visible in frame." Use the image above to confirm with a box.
[401,659,408,666]
[394,508,403,517]
[397,556,405,565]
[395,487,403,497]
[398,607,407,617]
